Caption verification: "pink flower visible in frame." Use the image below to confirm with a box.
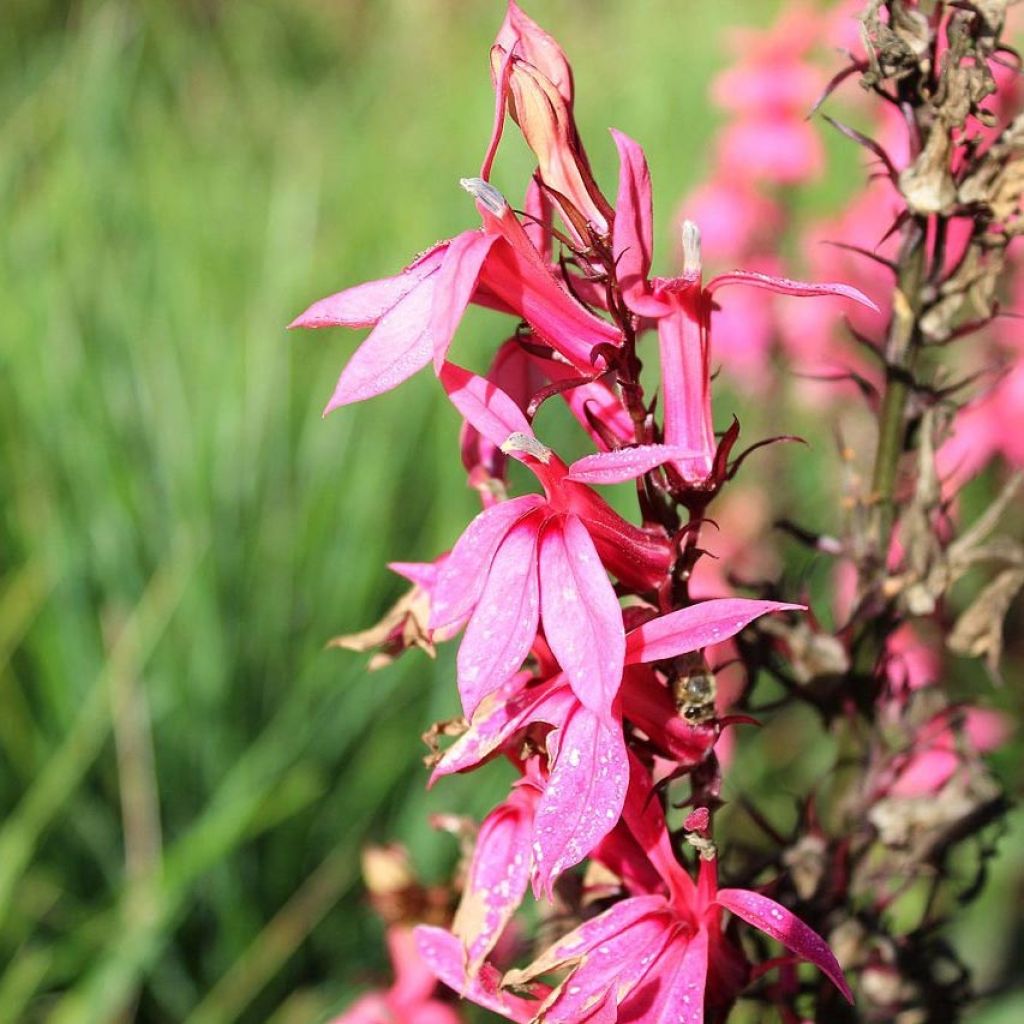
[433,597,799,902]
[443,763,851,1023]
[432,362,689,720]
[333,925,461,1024]
[612,131,878,487]
[289,180,620,414]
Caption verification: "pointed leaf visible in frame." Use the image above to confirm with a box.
[716,888,853,1002]
[625,598,803,665]
[457,516,542,717]
[414,926,546,1023]
[532,704,628,896]
[430,495,545,630]
[706,270,879,313]
[567,444,701,485]
[539,515,625,716]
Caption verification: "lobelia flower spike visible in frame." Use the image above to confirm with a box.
[289,178,621,415]
[499,758,852,1024]
[611,129,880,489]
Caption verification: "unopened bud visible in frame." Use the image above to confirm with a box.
[500,431,552,464]
[681,219,702,277]
[460,177,508,215]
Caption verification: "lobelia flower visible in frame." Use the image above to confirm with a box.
[289,179,621,415]
[433,596,801,950]
[333,924,462,1024]
[611,131,879,489]
[478,760,852,1024]
[484,0,612,243]
[432,360,693,722]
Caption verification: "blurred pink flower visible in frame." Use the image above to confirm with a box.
[333,926,461,1024]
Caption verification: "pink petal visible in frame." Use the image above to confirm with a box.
[706,269,879,313]
[414,925,546,1023]
[388,925,443,1007]
[432,674,575,782]
[532,703,628,896]
[323,270,437,412]
[406,1003,462,1024]
[635,927,709,1024]
[621,750,696,904]
[625,599,803,665]
[330,992,390,1024]
[567,444,702,485]
[453,786,537,976]
[430,231,499,371]
[430,495,545,630]
[506,894,668,983]
[481,41,514,181]
[716,888,853,1002]
[441,361,535,451]
[289,243,447,329]
[497,0,575,105]
[539,913,674,1024]
[539,515,625,717]
[610,129,653,306]
[456,515,542,717]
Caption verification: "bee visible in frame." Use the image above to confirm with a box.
[672,664,717,725]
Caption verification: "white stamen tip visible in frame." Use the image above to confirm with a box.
[460,177,508,215]
[500,431,552,464]
[681,219,702,276]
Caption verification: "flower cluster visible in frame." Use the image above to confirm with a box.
[296,2,1021,1021]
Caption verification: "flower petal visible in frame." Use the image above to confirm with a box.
[430,231,499,371]
[430,495,545,630]
[531,703,628,897]
[706,269,879,312]
[457,515,542,717]
[505,894,668,985]
[289,243,447,329]
[716,888,853,1002]
[453,785,537,977]
[414,925,546,1023]
[567,444,702,485]
[432,674,574,782]
[539,515,625,716]
[441,361,535,451]
[322,271,437,412]
[610,129,653,307]
[625,598,803,665]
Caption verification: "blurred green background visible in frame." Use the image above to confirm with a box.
[1,0,1021,1021]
